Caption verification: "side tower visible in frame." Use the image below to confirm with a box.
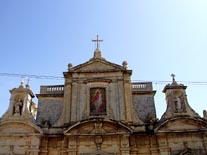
[161,74,198,119]
[2,81,36,121]
[0,82,42,155]
[155,75,207,155]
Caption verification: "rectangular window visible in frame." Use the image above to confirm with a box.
[90,87,106,116]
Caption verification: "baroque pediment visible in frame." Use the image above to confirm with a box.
[81,150,116,155]
[0,121,42,135]
[64,119,132,135]
[173,148,205,155]
[155,117,207,132]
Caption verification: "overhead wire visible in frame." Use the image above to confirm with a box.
[0,72,63,80]
[0,72,207,85]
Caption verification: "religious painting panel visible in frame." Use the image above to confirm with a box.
[90,88,106,115]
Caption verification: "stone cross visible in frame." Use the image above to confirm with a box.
[171,73,175,82]
[92,35,103,49]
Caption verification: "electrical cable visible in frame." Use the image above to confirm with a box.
[0,72,63,80]
[0,72,207,85]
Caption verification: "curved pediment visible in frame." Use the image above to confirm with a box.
[0,121,42,135]
[81,150,116,155]
[155,117,207,133]
[176,148,205,155]
[64,119,132,135]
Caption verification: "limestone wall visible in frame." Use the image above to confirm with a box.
[0,136,40,155]
[157,132,207,155]
[0,129,206,155]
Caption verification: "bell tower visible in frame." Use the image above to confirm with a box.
[2,81,36,121]
[161,74,199,119]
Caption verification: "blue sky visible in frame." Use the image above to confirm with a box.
[0,0,207,118]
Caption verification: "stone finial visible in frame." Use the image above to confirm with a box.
[171,73,178,85]
[68,63,73,71]
[19,80,24,88]
[203,110,207,119]
[26,78,30,89]
[122,61,128,69]
[93,48,102,59]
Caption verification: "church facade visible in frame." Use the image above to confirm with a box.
[0,46,207,155]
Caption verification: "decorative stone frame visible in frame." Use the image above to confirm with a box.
[86,82,110,118]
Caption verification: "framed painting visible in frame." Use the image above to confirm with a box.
[90,87,106,115]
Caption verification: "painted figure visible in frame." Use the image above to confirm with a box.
[93,90,103,112]
[90,88,106,114]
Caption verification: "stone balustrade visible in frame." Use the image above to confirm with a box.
[39,83,152,94]
[132,82,153,91]
[40,85,64,94]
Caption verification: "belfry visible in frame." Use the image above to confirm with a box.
[0,37,207,155]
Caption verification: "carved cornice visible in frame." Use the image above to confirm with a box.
[84,78,112,84]
[36,94,64,98]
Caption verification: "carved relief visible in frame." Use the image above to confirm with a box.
[94,135,103,150]
[174,95,186,113]
[13,100,23,115]
[68,136,77,149]
[121,135,129,148]
[95,121,103,134]
[173,91,186,113]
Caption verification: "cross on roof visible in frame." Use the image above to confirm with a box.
[171,73,175,82]
[92,35,103,49]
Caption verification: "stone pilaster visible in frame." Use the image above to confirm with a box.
[71,82,78,122]
[120,135,130,155]
[64,83,72,125]
[123,76,133,122]
[118,80,125,121]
